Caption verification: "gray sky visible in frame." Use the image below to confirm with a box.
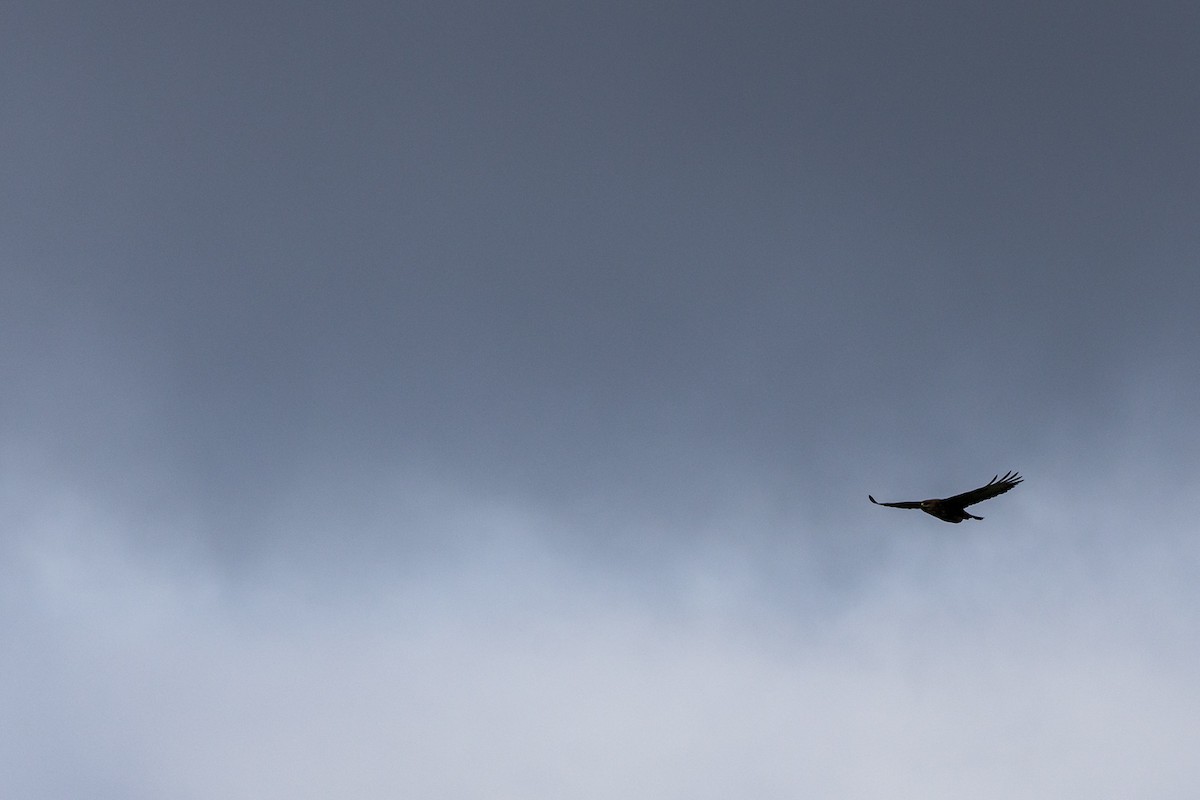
[4,2,1200,796]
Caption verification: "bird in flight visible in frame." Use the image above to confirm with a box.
[869,471,1023,523]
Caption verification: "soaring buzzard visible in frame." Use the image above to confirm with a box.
[869,471,1022,523]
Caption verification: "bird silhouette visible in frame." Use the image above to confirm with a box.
[869,471,1022,523]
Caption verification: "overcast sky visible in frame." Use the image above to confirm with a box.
[4,1,1200,797]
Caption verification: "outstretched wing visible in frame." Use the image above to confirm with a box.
[868,495,922,509]
[944,471,1023,508]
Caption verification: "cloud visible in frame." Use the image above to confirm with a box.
[5,483,1198,799]
[5,5,1200,796]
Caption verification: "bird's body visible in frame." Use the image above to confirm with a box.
[869,471,1022,523]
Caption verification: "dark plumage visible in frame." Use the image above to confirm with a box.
[869,471,1023,523]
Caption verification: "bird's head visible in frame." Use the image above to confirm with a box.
[920,499,939,510]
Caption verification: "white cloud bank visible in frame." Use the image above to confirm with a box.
[3,485,1198,800]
